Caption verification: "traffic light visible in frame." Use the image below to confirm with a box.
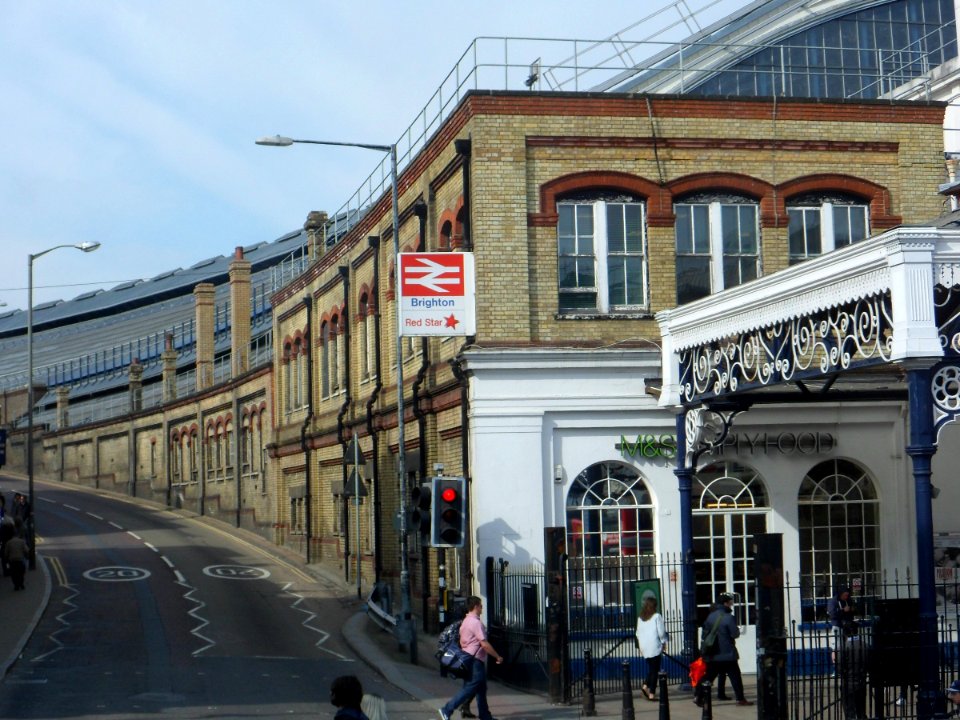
[410,483,431,541]
[431,476,466,548]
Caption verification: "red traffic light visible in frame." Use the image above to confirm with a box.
[441,487,458,503]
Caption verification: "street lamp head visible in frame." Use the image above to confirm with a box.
[76,241,101,253]
[256,135,294,147]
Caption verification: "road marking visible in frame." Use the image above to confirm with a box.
[48,557,68,587]
[32,583,79,663]
[282,583,352,661]
[161,556,174,568]
[86,512,103,521]
[127,531,142,540]
[144,542,158,552]
[109,521,123,530]
[202,565,271,580]
[64,504,80,511]
[174,570,186,583]
[198,523,314,584]
[176,577,215,656]
[83,566,151,582]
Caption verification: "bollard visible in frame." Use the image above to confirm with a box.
[622,659,636,720]
[700,680,713,720]
[658,670,670,720]
[582,649,597,717]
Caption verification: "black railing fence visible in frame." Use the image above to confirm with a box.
[485,555,960,719]
[785,569,960,720]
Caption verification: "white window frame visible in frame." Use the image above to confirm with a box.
[558,199,648,314]
[788,200,869,264]
[675,199,760,304]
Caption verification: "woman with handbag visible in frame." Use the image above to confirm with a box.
[634,595,668,701]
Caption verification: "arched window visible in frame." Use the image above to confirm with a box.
[283,341,293,414]
[224,419,233,471]
[332,315,343,393]
[675,193,760,305]
[558,192,647,314]
[787,192,870,264]
[189,429,198,481]
[359,294,371,381]
[693,461,769,625]
[320,321,331,397]
[206,424,215,473]
[566,461,655,620]
[798,459,880,622]
[439,220,453,251]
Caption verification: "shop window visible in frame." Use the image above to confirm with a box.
[692,461,769,626]
[797,459,880,623]
[565,461,655,625]
[675,194,760,305]
[558,195,647,314]
[788,193,870,265]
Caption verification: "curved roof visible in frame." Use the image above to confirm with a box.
[601,0,957,98]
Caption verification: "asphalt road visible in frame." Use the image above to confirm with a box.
[0,476,406,719]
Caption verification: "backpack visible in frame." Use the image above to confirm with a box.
[435,620,467,678]
[436,619,463,654]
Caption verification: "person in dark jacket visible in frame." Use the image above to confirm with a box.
[694,592,753,707]
[829,586,855,634]
[330,675,370,720]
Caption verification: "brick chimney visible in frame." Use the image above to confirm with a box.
[230,246,252,376]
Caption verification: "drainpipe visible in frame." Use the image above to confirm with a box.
[365,235,385,582]
[454,139,472,251]
[449,355,472,603]
[336,266,353,583]
[301,296,314,564]
[411,199,431,629]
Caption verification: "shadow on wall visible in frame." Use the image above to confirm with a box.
[475,516,539,591]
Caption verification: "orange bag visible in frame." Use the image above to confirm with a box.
[689,656,707,687]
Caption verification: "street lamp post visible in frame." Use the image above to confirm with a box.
[27,241,101,569]
[256,135,417,660]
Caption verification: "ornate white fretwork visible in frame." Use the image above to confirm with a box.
[677,292,893,403]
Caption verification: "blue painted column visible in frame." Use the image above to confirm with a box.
[674,412,698,664]
[905,366,944,720]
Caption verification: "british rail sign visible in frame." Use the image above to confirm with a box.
[398,252,476,336]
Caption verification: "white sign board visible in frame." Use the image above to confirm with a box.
[397,252,476,336]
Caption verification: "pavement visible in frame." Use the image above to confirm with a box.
[0,479,757,719]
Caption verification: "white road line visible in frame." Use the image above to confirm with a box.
[109,522,123,530]
[144,542,158,552]
[32,584,79,663]
[86,512,103,520]
[161,556,174,568]
[64,504,80,511]
[127,531,142,540]
[281,582,352,661]
[174,570,186,583]
[176,578,215,656]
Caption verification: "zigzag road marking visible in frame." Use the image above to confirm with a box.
[281,582,352,661]
[175,571,215,657]
[32,557,78,664]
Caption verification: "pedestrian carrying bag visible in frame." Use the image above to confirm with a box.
[700,614,724,658]
[435,620,471,679]
[437,644,471,679]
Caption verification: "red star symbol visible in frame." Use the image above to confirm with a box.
[444,314,460,329]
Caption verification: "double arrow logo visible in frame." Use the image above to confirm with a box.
[403,257,461,293]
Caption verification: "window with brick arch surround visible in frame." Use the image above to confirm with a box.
[788,192,870,265]
[675,192,760,305]
[557,192,648,314]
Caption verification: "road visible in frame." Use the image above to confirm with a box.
[0,476,408,719]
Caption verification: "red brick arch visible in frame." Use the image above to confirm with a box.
[668,172,779,227]
[777,174,901,229]
[530,171,673,227]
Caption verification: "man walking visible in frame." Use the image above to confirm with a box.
[439,596,504,720]
[694,592,754,707]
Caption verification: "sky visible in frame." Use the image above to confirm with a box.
[0,0,744,312]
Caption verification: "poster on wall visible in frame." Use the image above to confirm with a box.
[934,533,960,613]
[632,579,662,624]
